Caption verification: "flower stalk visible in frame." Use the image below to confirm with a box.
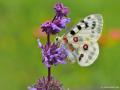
[47,14,57,82]
[47,33,51,82]
[42,2,70,85]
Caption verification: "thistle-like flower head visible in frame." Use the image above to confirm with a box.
[28,77,64,90]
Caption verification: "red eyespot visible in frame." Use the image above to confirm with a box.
[63,36,68,43]
[73,37,78,42]
[83,44,88,50]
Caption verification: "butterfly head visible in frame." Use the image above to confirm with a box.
[55,36,62,43]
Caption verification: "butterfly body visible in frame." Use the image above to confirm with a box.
[56,14,103,67]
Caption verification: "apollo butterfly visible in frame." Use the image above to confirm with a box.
[55,14,103,67]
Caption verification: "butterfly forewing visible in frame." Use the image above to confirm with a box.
[67,14,103,42]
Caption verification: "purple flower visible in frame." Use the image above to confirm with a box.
[41,3,70,35]
[54,17,70,28]
[28,86,37,90]
[41,21,61,34]
[28,76,64,90]
[54,3,69,17]
[41,43,67,67]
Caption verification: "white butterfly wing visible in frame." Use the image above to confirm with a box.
[65,14,103,67]
[67,14,103,42]
[77,42,99,67]
[55,14,103,67]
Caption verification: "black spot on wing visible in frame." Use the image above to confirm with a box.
[91,31,95,33]
[84,22,89,28]
[91,27,95,29]
[81,20,85,23]
[79,57,81,61]
[70,30,75,35]
[79,54,84,61]
[80,20,89,29]
[90,52,94,55]
[87,16,91,19]
[88,55,92,60]
[93,22,96,26]
[77,25,81,30]
[92,21,96,29]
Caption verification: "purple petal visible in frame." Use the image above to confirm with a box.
[51,23,61,31]
[57,59,66,64]
[54,3,69,17]
[28,87,37,90]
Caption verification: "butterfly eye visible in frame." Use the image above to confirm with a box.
[73,37,78,42]
[83,44,88,50]
[56,37,61,42]
[56,37,58,41]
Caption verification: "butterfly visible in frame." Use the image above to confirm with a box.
[55,14,103,67]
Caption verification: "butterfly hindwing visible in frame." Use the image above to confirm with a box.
[77,42,99,67]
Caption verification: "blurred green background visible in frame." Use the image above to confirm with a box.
[0,0,120,90]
